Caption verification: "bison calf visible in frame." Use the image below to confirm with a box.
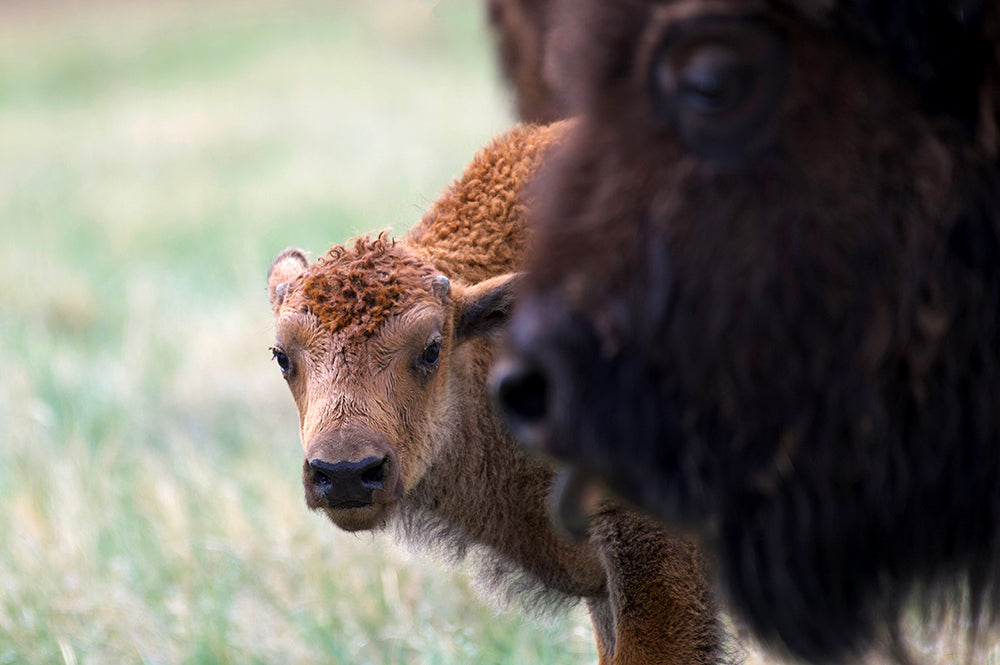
[492,1,1000,663]
[266,123,723,664]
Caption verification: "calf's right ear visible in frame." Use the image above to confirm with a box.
[453,272,523,341]
[268,248,309,314]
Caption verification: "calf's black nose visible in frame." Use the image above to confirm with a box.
[307,456,387,509]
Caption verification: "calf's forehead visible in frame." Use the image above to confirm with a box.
[280,237,440,340]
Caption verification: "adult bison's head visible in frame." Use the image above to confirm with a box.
[493,0,1000,661]
[268,238,518,532]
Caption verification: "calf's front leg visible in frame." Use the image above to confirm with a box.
[590,510,722,665]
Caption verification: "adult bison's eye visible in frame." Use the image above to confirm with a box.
[675,46,750,115]
[271,346,291,375]
[649,16,788,162]
[420,341,441,368]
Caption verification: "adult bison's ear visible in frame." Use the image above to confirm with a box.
[268,248,309,314]
[453,272,523,342]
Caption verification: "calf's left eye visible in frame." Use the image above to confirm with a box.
[420,342,441,367]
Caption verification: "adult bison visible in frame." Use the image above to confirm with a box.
[266,124,725,664]
[492,0,1000,663]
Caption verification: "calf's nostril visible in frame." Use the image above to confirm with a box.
[360,457,387,489]
[496,363,549,425]
[307,460,335,490]
[312,469,332,488]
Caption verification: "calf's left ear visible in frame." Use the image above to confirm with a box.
[453,272,523,341]
[268,248,309,314]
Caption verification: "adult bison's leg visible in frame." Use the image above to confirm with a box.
[590,510,722,665]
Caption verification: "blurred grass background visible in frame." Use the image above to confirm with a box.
[0,1,600,663]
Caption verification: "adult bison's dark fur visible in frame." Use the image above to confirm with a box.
[493,0,1000,663]
[485,0,566,123]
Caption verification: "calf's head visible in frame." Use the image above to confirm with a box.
[268,239,519,532]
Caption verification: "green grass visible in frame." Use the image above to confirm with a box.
[0,2,597,663]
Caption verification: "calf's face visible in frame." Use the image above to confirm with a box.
[268,240,518,532]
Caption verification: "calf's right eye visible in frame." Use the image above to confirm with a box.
[420,342,441,367]
[271,347,291,375]
[420,341,441,367]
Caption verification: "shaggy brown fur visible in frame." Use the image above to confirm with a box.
[300,237,437,338]
[406,122,555,282]
[492,1,1000,664]
[267,123,726,664]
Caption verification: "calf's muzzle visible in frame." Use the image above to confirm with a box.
[303,425,401,512]
[306,456,388,508]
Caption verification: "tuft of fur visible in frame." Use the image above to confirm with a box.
[391,500,581,618]
[296,235,437,338]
